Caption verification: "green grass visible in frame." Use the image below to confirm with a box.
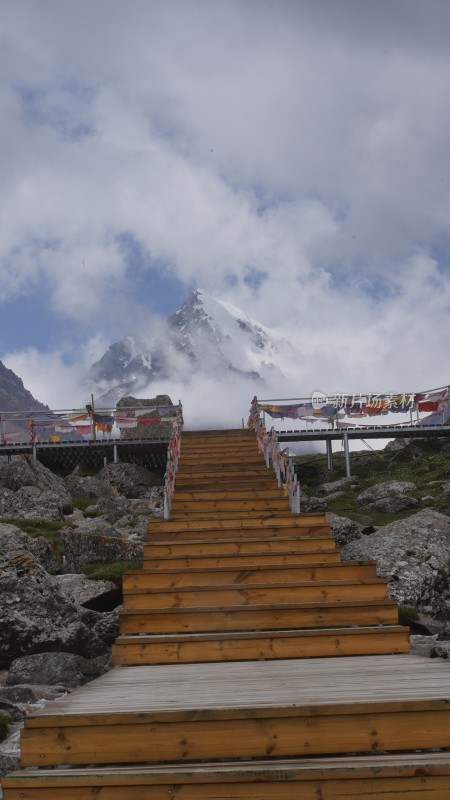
[72,496,98,511]
[294,437,450,526]
[82,561,141,587]
[0,517,74,551]
[0,712,9,743]
[398,605,420,626]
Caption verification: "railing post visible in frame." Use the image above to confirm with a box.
[326,437,333,471]
[343,431,351,477]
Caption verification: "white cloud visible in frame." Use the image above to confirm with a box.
[0,0,450,419]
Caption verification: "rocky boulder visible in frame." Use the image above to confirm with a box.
[97,463,163,498]
[61,528,143,571]
[0,456,72,519]
[54,574,117,607]
[0,523,62,573]
[317,477,359,495]
[65,475,119,500]
[356,480,419,513]
[0,455,67,494]
[341,509,450,618]
[71,516,122,538]
[6,652,110,690]
[326,513,364,548]
[0,551,107,667]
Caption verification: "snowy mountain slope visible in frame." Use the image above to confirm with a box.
[88,289,293,403]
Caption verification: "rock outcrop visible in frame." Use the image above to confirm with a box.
[97,462,163,498]
[356,480,419,513]
[0,456,72,519]
[0,552,108,667]
[0,523,62,573]
[6,652,111,690]
[341,509,450,618]
[61,528,143,572]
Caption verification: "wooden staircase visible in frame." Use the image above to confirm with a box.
[4,428,450,798]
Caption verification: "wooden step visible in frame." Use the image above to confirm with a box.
[123,561,378,590]
[18,656,450,767]
[142,549,341,569]
[119,598,401,634]
[112,625,410,665]
[170,510,305,520]
[174,480,279,492]
[122,578,389,609]
[6,753,450,798]
[148,513,328,534]
[148,526,331,541]
[173,488,285,500]
[143,535,337,558]
[170,498,289,513]
[179,452,263,463]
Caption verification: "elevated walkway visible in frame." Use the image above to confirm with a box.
[4,428,450,798]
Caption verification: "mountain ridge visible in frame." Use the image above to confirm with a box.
[88,289,292,403]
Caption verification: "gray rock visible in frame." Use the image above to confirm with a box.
[54,574,116,606]
[0,686,37,705]
[91,610,120,646]
[6,652,110,689]
[326,513,364,548]
[95,496,133,522]
[301,495,328,512]
[317,477,359,495]
[341,509,450,616]
[0,484,73,520]
[0,456,72,519]
[61,528,143,572]
[65,475,119,500]
[438,482,450,500]
[430,641,450,659]
[410,634,438,658]
[0,699,23,721]
[356,480,419,513]
[72,517,122,538]
[0,455,68,494]
[0,551,106,667]
[97,463,163,498]
[0,523,62,573]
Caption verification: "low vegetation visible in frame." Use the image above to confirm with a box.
[294,438,450,526]
[83,561,141,586]
[0,712,9,743]
[0,517,74,552]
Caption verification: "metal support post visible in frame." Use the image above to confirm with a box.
[343,431,351,477]
[113,444,118,464]
[295,482,301,514]
[326,438,333,471]
[32,443,37,460]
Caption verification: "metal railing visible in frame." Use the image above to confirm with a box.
[163,409,184,519]
[248,397,300,514]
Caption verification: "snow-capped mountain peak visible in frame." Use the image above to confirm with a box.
[87,289,290,403]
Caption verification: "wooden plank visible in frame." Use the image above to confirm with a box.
[149,513,327,528]
[173,489,285,500]
[122,578,389,609]
[19,705,450,766]
[122,562,378,589]
[119,599,400,634]
[143,536,337,558]
[170,498,289,512]
[7,754,450,798]
[112,626,410,665]
[142,550,341,569]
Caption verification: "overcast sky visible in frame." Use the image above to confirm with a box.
[1,0,450,419]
